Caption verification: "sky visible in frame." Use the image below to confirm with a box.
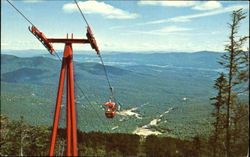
[1,0,249,53]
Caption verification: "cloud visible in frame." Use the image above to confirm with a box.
[192,1,222,10]
[148,26,192,35]
[22,0,42,3]
[138,1,222,11]
[128,26,192,36]
[170,4,249,22]
[63,0,138,19]
[139,4,249,24]
[138,1,198,7]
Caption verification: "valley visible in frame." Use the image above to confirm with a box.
[1,51,225,139]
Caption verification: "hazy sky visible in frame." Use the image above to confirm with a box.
[1,0,249,53]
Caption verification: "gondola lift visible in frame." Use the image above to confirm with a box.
[104,100,116,118]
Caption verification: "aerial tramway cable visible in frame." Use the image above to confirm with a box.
[6,0,106,126]
[73,1,122,134]
[7,0,120,133]
[74,0,90,27]
[6,0,62,61]
[74,77,110,131]
[6,1,131,156]
[73,0,115,101]
[6,0,34,26]
[55,0,117,130]
[6,0,95,130]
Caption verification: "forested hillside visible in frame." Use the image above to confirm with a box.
[1,52,220,138]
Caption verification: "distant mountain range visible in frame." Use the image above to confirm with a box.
[0,51,227,138]
[2,50,223,68]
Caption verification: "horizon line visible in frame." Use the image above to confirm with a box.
[1,49,225,54]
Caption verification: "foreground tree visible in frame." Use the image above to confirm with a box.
[212,8,249,157]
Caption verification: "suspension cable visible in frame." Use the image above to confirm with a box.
[6,0,99,131]
[7,0,117,133]
[51,51,112,132]
[74,75,100,131]
[7,0,63,61]
[74,0,89,26]
[53,51,113,132]
[74,80,105,124]
[6,0,35,26]
[73,63,113,133]
[73,0,119,131]
[72,0,122,133]
[98,55,114,97]
[73,0,115,99]
[54,51,62,62]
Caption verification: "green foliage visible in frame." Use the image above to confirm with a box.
[3,114,229,156]
[0,115,22,156]
[0,115,50,156]
[210,8,249,157]
[144,135,198,157]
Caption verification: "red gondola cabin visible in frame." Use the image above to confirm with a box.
[104,101,116,118]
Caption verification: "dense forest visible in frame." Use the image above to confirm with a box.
[0,113,248,157]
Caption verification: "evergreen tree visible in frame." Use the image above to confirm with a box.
[210,73,227,157]
[216,8,248,157]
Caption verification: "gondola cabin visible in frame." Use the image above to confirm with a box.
[104,101,116,118]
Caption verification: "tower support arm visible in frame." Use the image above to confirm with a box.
[48,38,89,44]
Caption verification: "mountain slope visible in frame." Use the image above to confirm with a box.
[1,52,222,138]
